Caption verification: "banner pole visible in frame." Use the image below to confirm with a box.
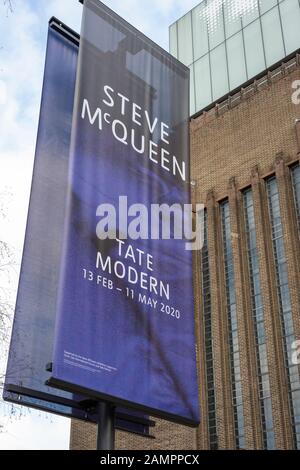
[96,402,115,450]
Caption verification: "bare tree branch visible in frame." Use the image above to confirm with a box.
[3,0,13,13]
[0,189,21,432]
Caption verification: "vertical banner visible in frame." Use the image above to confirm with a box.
[4,23,79,416]
[51,0,199,425]
[4,19,153,436]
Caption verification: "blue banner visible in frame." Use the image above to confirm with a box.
[51,0,199,425]
[4,18,153,436]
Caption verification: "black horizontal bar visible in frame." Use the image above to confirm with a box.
[5,383,154,427]
[5,384,83,410]
[4,388,154,438]
[47,376,200,427]
[49,16,79,46]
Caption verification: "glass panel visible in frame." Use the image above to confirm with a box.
[224,0,242,38]
[169,23,178,58]
[221,200,245,449]
[194,54,212,110]
[210,43,229,101]
[201,210,218,450]
[244,19,266,78]
[259,0,278,14]
[242,0,259,27]
[291,164,300,232]
[207,0,225,49]
[177,12,193,66]
[192,2,209,60]
[279,0,300,55]
[189,63,196,115]
[261,7,285,66]
[226,31,247,89]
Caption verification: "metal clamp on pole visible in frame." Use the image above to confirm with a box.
[97,402,116,450]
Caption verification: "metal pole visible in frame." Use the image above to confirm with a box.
[96,402,115,450]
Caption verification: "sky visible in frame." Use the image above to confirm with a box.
[0,0,201,451]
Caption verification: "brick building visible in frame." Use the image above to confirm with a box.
[191,52,300,450]
[70,47,300,451]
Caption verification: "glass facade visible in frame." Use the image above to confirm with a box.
[266,177,300,449]
[170,0,300,114]
[201,210,218,449]
[291,163,300,233]
[220,200,245,449]
[243,189,275,449]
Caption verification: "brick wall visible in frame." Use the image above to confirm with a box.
[70,418,196,450]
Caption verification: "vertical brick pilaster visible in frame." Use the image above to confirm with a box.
[251,167,294,449]
[206,190,235,449]
[228,177,262,449]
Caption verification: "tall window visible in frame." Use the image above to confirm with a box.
[243,189,275,449]
[220,200,245,449]
[201,210,218,449]
[266,177,300,449]
[291,163,300,234]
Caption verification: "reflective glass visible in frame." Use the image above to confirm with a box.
[224,0,242,38]
[207,0,225,49]
[244,19,266,78]
[189,64,196,115]
[259,0,278,14]
[242,0,260,27]
[280,0,300,56]
[192,2,209,60]
[291,164,300,232]
[226,31,247,89]
[169,23,178,58]
[177,12,193,66]
[195,54,212,110]
[261,7,285,66]
[171,0,300,115]
[210,43,229,100]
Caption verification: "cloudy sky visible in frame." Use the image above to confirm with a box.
[0,0,201,451]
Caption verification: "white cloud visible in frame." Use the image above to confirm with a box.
[44,0,82,32]
[0,412,70,450]
[0,80,7,105]
[0,1,44,166]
